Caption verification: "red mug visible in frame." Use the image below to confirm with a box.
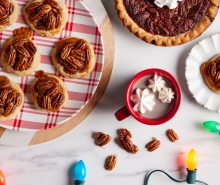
[115,68,181,125]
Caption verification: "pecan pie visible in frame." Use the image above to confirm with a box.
[200,54,220,94]
[24,0,68,37]
[114,0,220,46]
[52,37,96,78]
[0,76,24,121]
[0,27,41,76]
[30,70,68,112]
[0,0,19,32]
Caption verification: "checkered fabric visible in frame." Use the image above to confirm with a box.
[0,0,104,131]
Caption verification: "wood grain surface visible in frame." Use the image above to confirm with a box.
[28,15,114,145]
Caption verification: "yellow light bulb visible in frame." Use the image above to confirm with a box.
[186,149,198,170]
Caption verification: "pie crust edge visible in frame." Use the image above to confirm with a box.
[114,0,220,46]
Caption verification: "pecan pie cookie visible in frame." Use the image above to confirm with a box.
[52,37,96,79]
[24,0,68,37]
[114,0,220,46]
[31,70,68,112]
[0,0,19,32]
[0,27,41,76]
[200,54,220,94]
[0,76,24,121]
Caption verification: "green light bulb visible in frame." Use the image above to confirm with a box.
[203,121,220,133]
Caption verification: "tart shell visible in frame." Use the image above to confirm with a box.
[200,54,220,94]
[24,0,68,37]
[0,76,24,121]
[114,0,220,46]
[30,73,69,112]
[0,35,41,76]
[0,0,19,32]
[52,37,96,79]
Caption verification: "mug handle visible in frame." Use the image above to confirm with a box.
[115,106,131,121]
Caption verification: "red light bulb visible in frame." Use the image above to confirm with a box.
[0,170,6,185]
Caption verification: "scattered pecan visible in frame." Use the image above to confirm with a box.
[117,128,138,154]
[95,132,111,147]
[146,138,161,152]
[166,129,179,142]
[105,154,117,171]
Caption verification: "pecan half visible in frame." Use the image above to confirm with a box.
[5,46,17,67]
[0,107,4,115]
[75,41,86,50]
[14,57,29,71]
[0,16,9,25]
[13,38,27,47]
[45,0,60,10]
[0,89,11,101]
[51,93,64,108]
[24,42,37,55]
[34,79,54,92]
[105,154,117,171]
[42,95,52,109]
[146,137,161,152]
[5,91,17,104]
[118,128,138,154]
[0,6,6,16]
[0,81,10,89]
[38,4,52,15]
[16,46,30,57]
[4,102,16,116]
[25,2,42,14]
[0,0,10,8]
[60,43,76,60]
[46,12,56,30]
[166,129,179,142]
[95,132,111,147]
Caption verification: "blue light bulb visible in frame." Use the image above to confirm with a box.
[74,160,87,181]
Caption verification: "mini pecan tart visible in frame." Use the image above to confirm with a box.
[0,76,24,121]
[24,0,68,37]
[1,27,41,76]
[31,70,68,112]
[200,54,220,94]
[52,37,96,79]
[0,0,19,32]
[114,0,220,46]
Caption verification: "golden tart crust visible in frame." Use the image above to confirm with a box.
[0,0,19,32]
[0,27,41,76]
[0,76,24,121]
[52,37,96,79]
[31,70,69,113]
[114,0,220,46]
[200,54,220,94]
[24,0,68,37]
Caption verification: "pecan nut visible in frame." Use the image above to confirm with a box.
[51,93,64,108]
[166,129,179,142]
[25,2,42,14]
[0,0,10,8]
[94,132,111,147]
[34,79,54,92]
[38,4,52,15]
[5,46,17,67]
[146,138,160,152]
[42,95,52,109]
[105,154,117,171]
[118,128,138,154]
[75,41,86,50]
[4,102,16,116]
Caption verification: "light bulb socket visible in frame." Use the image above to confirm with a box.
[74,180,85,185]
[186,169,197,184]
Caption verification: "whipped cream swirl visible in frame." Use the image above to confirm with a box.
[148,74,165,92]
[154,0,182,9]
[131,88,155,114]
[158,87,174,103]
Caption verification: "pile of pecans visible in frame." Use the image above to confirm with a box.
[34,77,64,110]
[0,81,22,117]
[56,41,90,74]
[25,0,62,31]
[0,0,14,26]
[5,37,37,71]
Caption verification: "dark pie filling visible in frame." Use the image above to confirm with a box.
[123,0,210,36]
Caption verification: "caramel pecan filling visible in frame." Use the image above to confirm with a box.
[25,0,62,31]
[0,81,22,116]
[56,41,90,74]
[0,0,14,26]
[5,38,37,71]
[207,57,220,87]
[123,0,210,36]
[34,78,65,110]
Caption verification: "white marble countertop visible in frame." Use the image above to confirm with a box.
[1,0,220,185]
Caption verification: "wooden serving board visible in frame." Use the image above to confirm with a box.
[0,0,114,146]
